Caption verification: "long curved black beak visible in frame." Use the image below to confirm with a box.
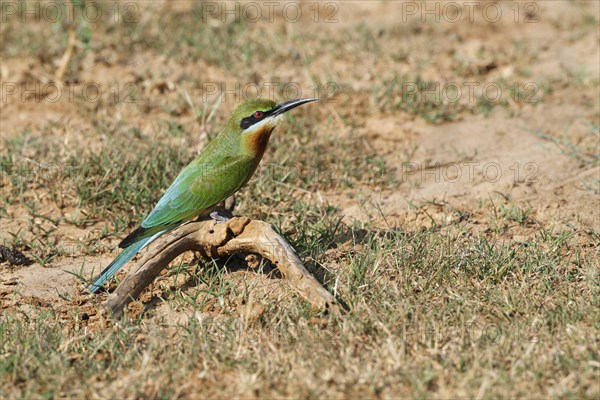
[270,98,320,117]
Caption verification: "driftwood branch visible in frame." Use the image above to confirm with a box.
[103,216,339,318]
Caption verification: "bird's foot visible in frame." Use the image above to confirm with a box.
[210,210,231,223]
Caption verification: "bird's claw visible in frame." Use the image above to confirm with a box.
[210,211,230,223]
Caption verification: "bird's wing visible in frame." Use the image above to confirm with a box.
[119,155,254,247]
[144,155,254,227]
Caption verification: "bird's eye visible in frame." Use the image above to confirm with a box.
[254,111,263,119]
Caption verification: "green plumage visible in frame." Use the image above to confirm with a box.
[119,154,256,247]
[90,98,317,293]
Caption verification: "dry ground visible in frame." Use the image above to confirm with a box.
[1,1,599,398]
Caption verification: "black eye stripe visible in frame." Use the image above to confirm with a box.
[240,109,272,129]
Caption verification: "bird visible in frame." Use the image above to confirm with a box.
[89,97,319,293]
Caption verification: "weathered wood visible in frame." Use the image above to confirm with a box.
[102,216,339,318]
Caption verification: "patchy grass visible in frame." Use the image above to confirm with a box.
[2,1,599,398]
[2,223,598,398]
[532,121,600,167]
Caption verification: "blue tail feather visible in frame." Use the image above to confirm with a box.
[89,231,165,293]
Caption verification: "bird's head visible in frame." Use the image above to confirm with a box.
[229,97,319,155]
